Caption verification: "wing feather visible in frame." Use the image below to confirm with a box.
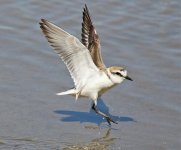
[40,19,99,90]
[81,4,106,70]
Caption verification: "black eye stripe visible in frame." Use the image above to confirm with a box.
[113,72,123,76]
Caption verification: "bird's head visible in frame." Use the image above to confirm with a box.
[108,66,133,84]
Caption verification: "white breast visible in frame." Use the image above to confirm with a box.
[80,72,115,100]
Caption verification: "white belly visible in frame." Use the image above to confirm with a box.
[80,73,114,100]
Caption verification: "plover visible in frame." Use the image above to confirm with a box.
[39,4,133,125]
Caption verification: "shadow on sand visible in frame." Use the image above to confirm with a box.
[54,98,135,125]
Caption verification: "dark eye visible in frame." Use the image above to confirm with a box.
[115,72,121,76]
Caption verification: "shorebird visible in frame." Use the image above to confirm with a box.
[39,4,133,125]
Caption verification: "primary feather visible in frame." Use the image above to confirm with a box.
[81,4,106,71]
[40,19,99,91]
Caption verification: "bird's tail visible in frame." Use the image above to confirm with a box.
[56,89,76,96]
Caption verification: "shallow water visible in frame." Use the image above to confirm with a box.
[0,0,180,149]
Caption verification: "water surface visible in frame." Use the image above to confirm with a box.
[0,0,180,149]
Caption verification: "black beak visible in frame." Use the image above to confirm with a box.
[125,76,133,81]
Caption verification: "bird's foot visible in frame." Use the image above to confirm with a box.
[92,102,118,125]
[105,116,118,125]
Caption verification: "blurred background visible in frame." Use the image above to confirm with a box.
[0,0,180,149]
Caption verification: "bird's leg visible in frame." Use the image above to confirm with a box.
[92,102,117,125]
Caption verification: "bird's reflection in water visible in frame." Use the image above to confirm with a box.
[63,128,117,150]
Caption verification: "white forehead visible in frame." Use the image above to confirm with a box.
[120,70,127,76]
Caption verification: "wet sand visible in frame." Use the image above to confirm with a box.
[0,0,180,149]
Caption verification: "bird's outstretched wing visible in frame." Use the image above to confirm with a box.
[81,4,106,70]
[40,19,99,90]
